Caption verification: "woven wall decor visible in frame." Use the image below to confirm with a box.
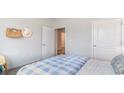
[6,28,23,38]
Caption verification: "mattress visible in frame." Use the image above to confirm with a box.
[77,59,115,75]
[17,55,89,75]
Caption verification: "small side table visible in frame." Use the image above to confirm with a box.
[0,56,8,75]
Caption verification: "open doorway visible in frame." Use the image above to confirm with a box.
[55,28,65,55]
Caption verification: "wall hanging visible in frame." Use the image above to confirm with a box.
[6,28,23,38]
[22,28,32,38]
[6,28,32,38]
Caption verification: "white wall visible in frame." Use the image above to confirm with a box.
[53,18,92,57]
[0,18,51,69]
[0,18,114,69]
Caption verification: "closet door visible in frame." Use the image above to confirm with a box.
[93,20,122,61]
[42,26,55,59]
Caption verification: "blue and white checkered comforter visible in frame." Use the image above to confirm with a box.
[17,55,89,75]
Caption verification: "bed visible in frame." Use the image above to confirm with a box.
[77,59,115,75]
[17,55,89,75]
[17,54,124,75]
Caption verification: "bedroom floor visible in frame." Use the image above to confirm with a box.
[3,66,22,75]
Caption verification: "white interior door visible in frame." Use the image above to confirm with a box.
[42,26,55,59]
[93,20,122,61]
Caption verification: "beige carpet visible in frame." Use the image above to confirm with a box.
[3,66,22,75]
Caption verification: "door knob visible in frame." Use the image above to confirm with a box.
[93,45,96,47]
[42,44,46,46]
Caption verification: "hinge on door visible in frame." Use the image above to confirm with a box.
[93,45,96,47]
[120,41,122,45]
[121,20,123,25]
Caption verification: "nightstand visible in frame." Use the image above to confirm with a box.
[0,56,8,75]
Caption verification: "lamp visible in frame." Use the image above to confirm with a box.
[0,55,8,74]
[0,55,6,65]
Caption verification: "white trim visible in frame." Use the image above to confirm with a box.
[91,18,121,23]
[121,19,123,54]
[55,29,57,55]
[122,19,124,54]
[91,22,94,58]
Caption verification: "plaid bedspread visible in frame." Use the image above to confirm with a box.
[17,55,89,75]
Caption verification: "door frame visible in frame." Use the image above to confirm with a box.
[91,19,122,59]
[55,27,66,55]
